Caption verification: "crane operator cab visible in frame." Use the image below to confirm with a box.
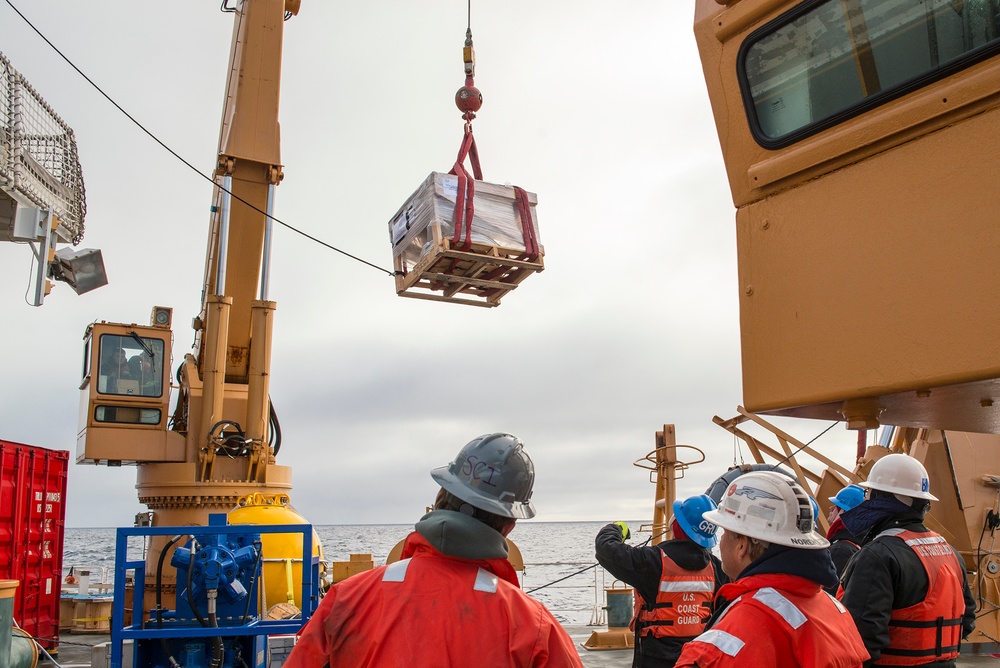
[78,306,184,464]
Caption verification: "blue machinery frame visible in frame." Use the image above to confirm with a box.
[109,522,319,668]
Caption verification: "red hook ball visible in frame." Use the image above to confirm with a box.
[455,85,483,113]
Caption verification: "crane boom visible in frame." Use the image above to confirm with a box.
[75,0,313,614]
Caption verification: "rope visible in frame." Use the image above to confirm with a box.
[769,420,840,471]
[525,563,599,594]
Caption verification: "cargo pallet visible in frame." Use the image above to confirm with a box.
[395,239,543,308]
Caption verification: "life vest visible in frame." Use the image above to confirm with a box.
[873,529,965,666]
[633,552,715,638]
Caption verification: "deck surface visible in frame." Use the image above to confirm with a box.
[40,626,1000,667]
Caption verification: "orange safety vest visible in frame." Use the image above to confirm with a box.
[633,553,715,638]
[874,529,965,666]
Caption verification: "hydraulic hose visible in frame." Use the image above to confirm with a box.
[207,590,224,668]
[269,400,282,456]
[240,540,263,626]
[155,534,187,668]
[186,540,210,629]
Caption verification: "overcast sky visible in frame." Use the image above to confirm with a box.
[0,0,863,529]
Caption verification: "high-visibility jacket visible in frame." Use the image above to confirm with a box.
[633,553,715,639]
[873,529,965,666]
[675,573,869,668]
[284,531,582,668]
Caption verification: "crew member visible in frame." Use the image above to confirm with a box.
[825,484,864,591]
[284,433,583,668]
[595,494,727,667]
[839,453,976,667]
[675,471,869,667]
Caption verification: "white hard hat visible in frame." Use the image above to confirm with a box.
[859,453,938,501]
[703,471,829,550]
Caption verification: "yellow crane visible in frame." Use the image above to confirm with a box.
[75,0,316,613]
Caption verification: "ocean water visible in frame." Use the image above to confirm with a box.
[62,521,633,625]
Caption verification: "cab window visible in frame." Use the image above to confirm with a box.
[740,0,1000,147]
[94,406,162,425]
[97,334,166,398]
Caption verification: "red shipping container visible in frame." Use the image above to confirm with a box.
[0,439,68,650]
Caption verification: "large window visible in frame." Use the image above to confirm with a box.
[740,0,1000,147]
[97,334,165,397]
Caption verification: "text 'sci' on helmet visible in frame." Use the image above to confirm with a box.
[673,494,720,548]
[828,484,865,511]
[702,471,829,549]
[430,433,536,519]
[859,453,938,501]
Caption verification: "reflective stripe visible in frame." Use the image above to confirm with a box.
[695,629,745,657]
[660,579,716,593]
[754,587,807,629]
[473,567,498,593]
[904,535,947,547]
[382,559,410,582]
[878,528,906,538]
[715,596,742,625]
[825,591,848,613]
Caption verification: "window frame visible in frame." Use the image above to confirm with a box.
[738,0,1000,149]
[96,333,166,399]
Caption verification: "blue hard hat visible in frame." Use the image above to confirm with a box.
[828,484,865,512]
[673,494,719,548]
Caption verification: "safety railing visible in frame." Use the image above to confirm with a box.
[521,561,614,627]
[61,565,114,595]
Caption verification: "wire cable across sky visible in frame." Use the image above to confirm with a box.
[4,0,394,277]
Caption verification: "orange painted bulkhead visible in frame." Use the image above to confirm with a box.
[694,0,1000,432]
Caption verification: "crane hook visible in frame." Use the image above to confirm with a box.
[456,28,482,118]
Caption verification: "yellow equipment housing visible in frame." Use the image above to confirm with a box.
[694,0,1000,432]
[228,493,327,611]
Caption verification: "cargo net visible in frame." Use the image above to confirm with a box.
[0,52,87,245]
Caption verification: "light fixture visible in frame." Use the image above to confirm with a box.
[49,247,109,295]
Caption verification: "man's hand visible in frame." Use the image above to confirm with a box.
[614,521,631,541]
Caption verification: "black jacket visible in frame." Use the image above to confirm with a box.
[595,523,728,668]
[840,514,976,668]
[826,524,861,594]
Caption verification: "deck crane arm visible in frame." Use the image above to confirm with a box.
[77,0,303,513]
[192,0,294,483]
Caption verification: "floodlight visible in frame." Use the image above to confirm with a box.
[50,247,109,295]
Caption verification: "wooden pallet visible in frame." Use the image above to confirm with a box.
[395,238,544,308]
[390,173,544,307]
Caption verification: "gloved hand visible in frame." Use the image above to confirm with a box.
[614,521,631,541]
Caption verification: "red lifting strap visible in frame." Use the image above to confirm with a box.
[448,119,482,252]
[513,186,538,261]
[478,185,539,297]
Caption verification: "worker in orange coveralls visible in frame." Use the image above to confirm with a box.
[284,433,583,668]
[675,471,870,668]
